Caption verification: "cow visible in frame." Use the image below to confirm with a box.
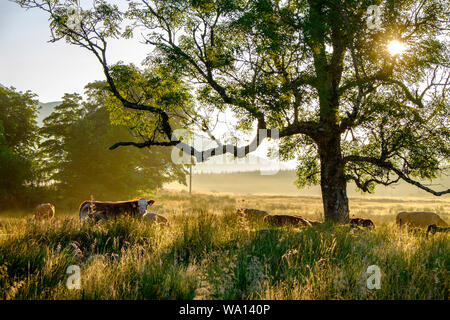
[34,203,55,220]
[350,218,375,229]
[396,212,447,229]
[426,224,450,236]
[142,212,169,225]
[264,214,312,228]
[79,198,155,223]
[237,208,269,220]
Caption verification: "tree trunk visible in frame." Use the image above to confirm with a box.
[318,134,349,223]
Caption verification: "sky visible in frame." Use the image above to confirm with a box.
[0,0,147,102]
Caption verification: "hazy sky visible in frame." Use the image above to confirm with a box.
[0,0,296,168]
[0,0,147,102]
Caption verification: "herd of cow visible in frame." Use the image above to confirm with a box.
[236,208,449,235]
[33,200,449,235]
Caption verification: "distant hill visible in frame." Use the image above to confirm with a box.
[0,83,61,126]
[37,101,61,125]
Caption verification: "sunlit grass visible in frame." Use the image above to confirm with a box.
[0,192,448,299]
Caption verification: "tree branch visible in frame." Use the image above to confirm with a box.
[109,119,319,162]
[344,155,450,196]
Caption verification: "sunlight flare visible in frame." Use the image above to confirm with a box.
[387,40,406,56]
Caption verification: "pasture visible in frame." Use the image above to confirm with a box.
[0,191,449,299]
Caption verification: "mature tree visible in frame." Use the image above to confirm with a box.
[39,93,84,182]
[0,123,34,207]
[0,87,39,207]
[39,83,186,203]
[17,0,449,222]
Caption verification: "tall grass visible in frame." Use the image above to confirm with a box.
[0,193,448,299]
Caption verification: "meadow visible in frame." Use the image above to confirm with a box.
[0,191,449,300]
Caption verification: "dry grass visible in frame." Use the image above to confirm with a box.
[0,191,448,300]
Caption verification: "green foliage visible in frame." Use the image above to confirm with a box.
[39,93,84,182]
[0,87,40,208]
[105,62,193,137]
[0,124,33,207]
[0,86,39,155]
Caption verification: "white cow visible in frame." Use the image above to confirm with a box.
[142,212,169,225]
[396,211,447,228]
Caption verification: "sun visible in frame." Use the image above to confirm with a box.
[387,40,406,56]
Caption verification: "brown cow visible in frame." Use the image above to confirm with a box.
[396,212,447,228]
[264,215,311,228]
[79,198,155,222]
[350,218,375,229]
[34,203,55,220]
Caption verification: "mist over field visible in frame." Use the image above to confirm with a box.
[166,170,450,199]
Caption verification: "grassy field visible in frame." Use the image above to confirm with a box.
[0,191,449,300]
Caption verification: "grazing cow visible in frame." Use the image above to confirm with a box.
[34,203,55,220]
[237,208,269,220]
[350,218,375,229]
[396,212,447,229]
[79,198,155,222]
[142,212,169,225]
[427,224,450,236]
[264,214,311,228]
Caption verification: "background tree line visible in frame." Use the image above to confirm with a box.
[0,82,186,210]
